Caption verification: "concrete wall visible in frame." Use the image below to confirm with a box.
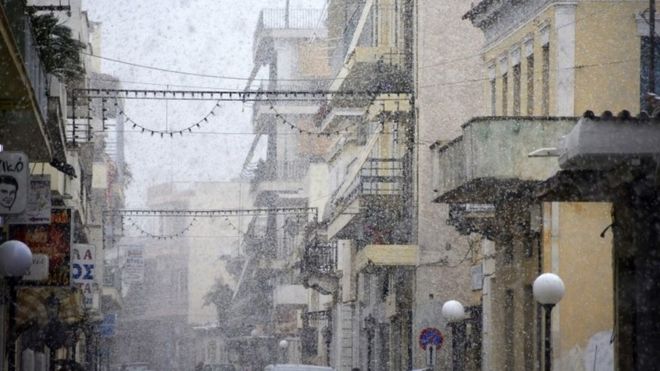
[414,0,484,368]
[543,202,614,370]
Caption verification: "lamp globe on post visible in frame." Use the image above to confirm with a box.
[278,339,289,364]
[442,300,467,371]
[0,240,33,371]
[533,273,565,371]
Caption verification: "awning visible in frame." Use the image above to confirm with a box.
[16,287,84,329]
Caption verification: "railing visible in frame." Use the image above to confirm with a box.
[258,8,324,30]
[342,158,404,205]
[302,240,337,275]
[2,0,49,120]
[329,1,367,74]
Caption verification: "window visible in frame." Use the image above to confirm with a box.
[490,78,497,116]
[527,55,535,115]
[372,0,380,47]
[513,63,521,115]
[505,289,515,369]
[640,36,660,108]
[502,72,509,116]
[542,44,550,116]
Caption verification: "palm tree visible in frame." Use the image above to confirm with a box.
[30,13,85,82]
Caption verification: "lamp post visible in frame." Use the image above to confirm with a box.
[278,339,288,364]
[442,300,467,371]
[0,240,33,371]
[533,273,565,371]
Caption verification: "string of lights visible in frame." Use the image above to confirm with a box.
[114,100,223,137]
[103,207,318,218]
[125,217,197,240]
[73,88,409,101]
[267,100,365,137]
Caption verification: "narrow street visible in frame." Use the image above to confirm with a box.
[1,1,659,371]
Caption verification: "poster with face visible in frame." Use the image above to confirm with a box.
[0,152,28,214]
[9,208,72,286]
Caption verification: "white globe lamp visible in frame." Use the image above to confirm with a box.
[534,273,565,371]
[441,300,465,323]
[533,273,565,305]
[0,240,32,277]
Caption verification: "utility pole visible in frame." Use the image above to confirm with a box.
[285,0,290,28]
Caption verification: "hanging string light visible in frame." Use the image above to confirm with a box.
[125,217,198,240]
[265,98,388,138]
[114,100,223,137]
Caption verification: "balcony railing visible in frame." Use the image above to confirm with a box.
[2,0,49,120]
[341,158,404,205]
[302,240,337,275]
[257,8,324,30]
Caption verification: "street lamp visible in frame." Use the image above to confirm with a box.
[278,339,288,364]
[0,240,33,371]
[442,300,467,371]
[533,273,565,371]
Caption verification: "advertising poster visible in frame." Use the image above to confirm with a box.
[9,208,72,286]
[0,151,28,214]
[123,245,145,283]
[8,175,51,224]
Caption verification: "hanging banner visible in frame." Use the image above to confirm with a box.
[8,175,51,225]
[0,151,28,214]
[9,208,72,286]
[72,244,98,309]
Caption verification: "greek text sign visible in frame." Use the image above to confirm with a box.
[0,151,28,214]
[72,244,97,309]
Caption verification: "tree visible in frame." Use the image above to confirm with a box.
[30,13,86,82]
[203,278,234,325]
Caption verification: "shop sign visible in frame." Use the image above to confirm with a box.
[0,151,28,214]
[22,254,49,281]
[72,244,97,309]
[9,208,72,286]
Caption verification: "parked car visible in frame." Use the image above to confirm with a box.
[264,365,334,371]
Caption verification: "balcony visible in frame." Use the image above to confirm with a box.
[0,0,54,161]
[354,244,418,272]
[432,117,577,204]
[250,159,307,206]
[253,8,327,66]
[326,1,412,101]
[327,157,407,239]
[273,284,308,306]
[301,240,338,295]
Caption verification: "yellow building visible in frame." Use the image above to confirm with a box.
[452,0,649,369]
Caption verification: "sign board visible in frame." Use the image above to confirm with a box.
[0,151,28,214]
[123,245,145,283]
[9,208,72,286]
[419,328,443,350]
[72,244,97,309]
[8,175,51,224]
[471,264,483,291]
[22,254,49,281]
[100,313,116,337]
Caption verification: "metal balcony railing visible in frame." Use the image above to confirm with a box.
[302,240,337,275]
[342,157,404,204]
[2,0,49,120]
[258,8,324,30]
